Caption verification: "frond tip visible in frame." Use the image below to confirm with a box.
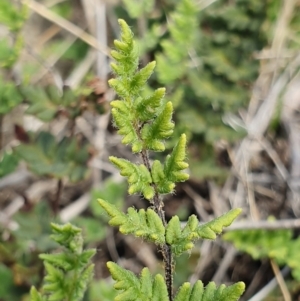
[151,134,189,194]
[30,223,96,301]
[109,156,155,199]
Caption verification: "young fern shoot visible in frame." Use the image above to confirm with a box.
[30,223,96,301]
[99,19,245,301]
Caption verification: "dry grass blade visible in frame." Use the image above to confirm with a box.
[270,260,291,301]
[22,0,111,56]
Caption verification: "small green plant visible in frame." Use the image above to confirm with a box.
[30,223,96,301]
[224,227,300,281]
[98,19,245,301]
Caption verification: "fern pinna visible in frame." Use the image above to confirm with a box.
[98,19,245,301]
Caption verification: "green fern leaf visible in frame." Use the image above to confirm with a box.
[135,88,166,121]
[39,253,74,272]
[215,282,246,301]
[174,282,191,301]
[152,274,169,301]
[164,134,189,181]
[111,100,141,150]
[173,280,245,301]
[72,264,95,301]
[42,262,64,295]
[156,0,198,84]
[110,19,138,77]
[141,101,174,151]
[109,156,154,199]
[30,287,45,301]
[190,280,204,301]
[31,223,95,301]
[166,209,241,256]
[151,134,189,194]
[107,262,169,301]
[129,61,156,96]
[50,223,83,254]
[151,160,173,193]
[98,199,165,244]
[140,268,153,297]
[166,215,196,256]
[197,208,242,239]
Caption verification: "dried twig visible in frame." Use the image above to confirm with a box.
[225,218,300,231]
[247,266,290,301]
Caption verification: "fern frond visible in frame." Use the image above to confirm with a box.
[151,134,189,194]
[107,262,169,301]
[164,134,189,181]
[42,262,65,298]
[141,101,174,151]
[128,61,156,96]
[98,199,165,244]
[109,156,155,199]
[156,0,199,84]
[109,20,155,100]
[50,223,83,254]
[173,280,245,301]
[197,208,242,239]
[30,287,45,301]
[110,100,142,151]
[39,253,74,272]
[110,19,138,78]
[30,223,95,301]
[166,209,241,256]
[135,88,166,121]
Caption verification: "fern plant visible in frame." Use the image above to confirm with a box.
[224,227,300,281]
[30,223,96,301]
[98,19,245,301]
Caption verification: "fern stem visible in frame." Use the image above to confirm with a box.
[140,147,174,301]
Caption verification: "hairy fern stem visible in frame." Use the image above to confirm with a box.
[140,147,174,300]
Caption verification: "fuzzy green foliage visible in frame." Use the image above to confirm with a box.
[30,223,96,301]
[108,261,169,301]
[152,134,189,194]
[109,19,175,154]
[0,14,245,301]
[98,199,165,244]
[100,198,241,256]
[174,281,245,301]
[156,0,199,84]
[122,0,155,19]
[109,156,155,199]
[224,228,300,281]
[151,0,267,178]
[108,135,189,198]
[108,261,245,301]
[99,19,244,301]
[15,131,90,182]
[167,208,242,256]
